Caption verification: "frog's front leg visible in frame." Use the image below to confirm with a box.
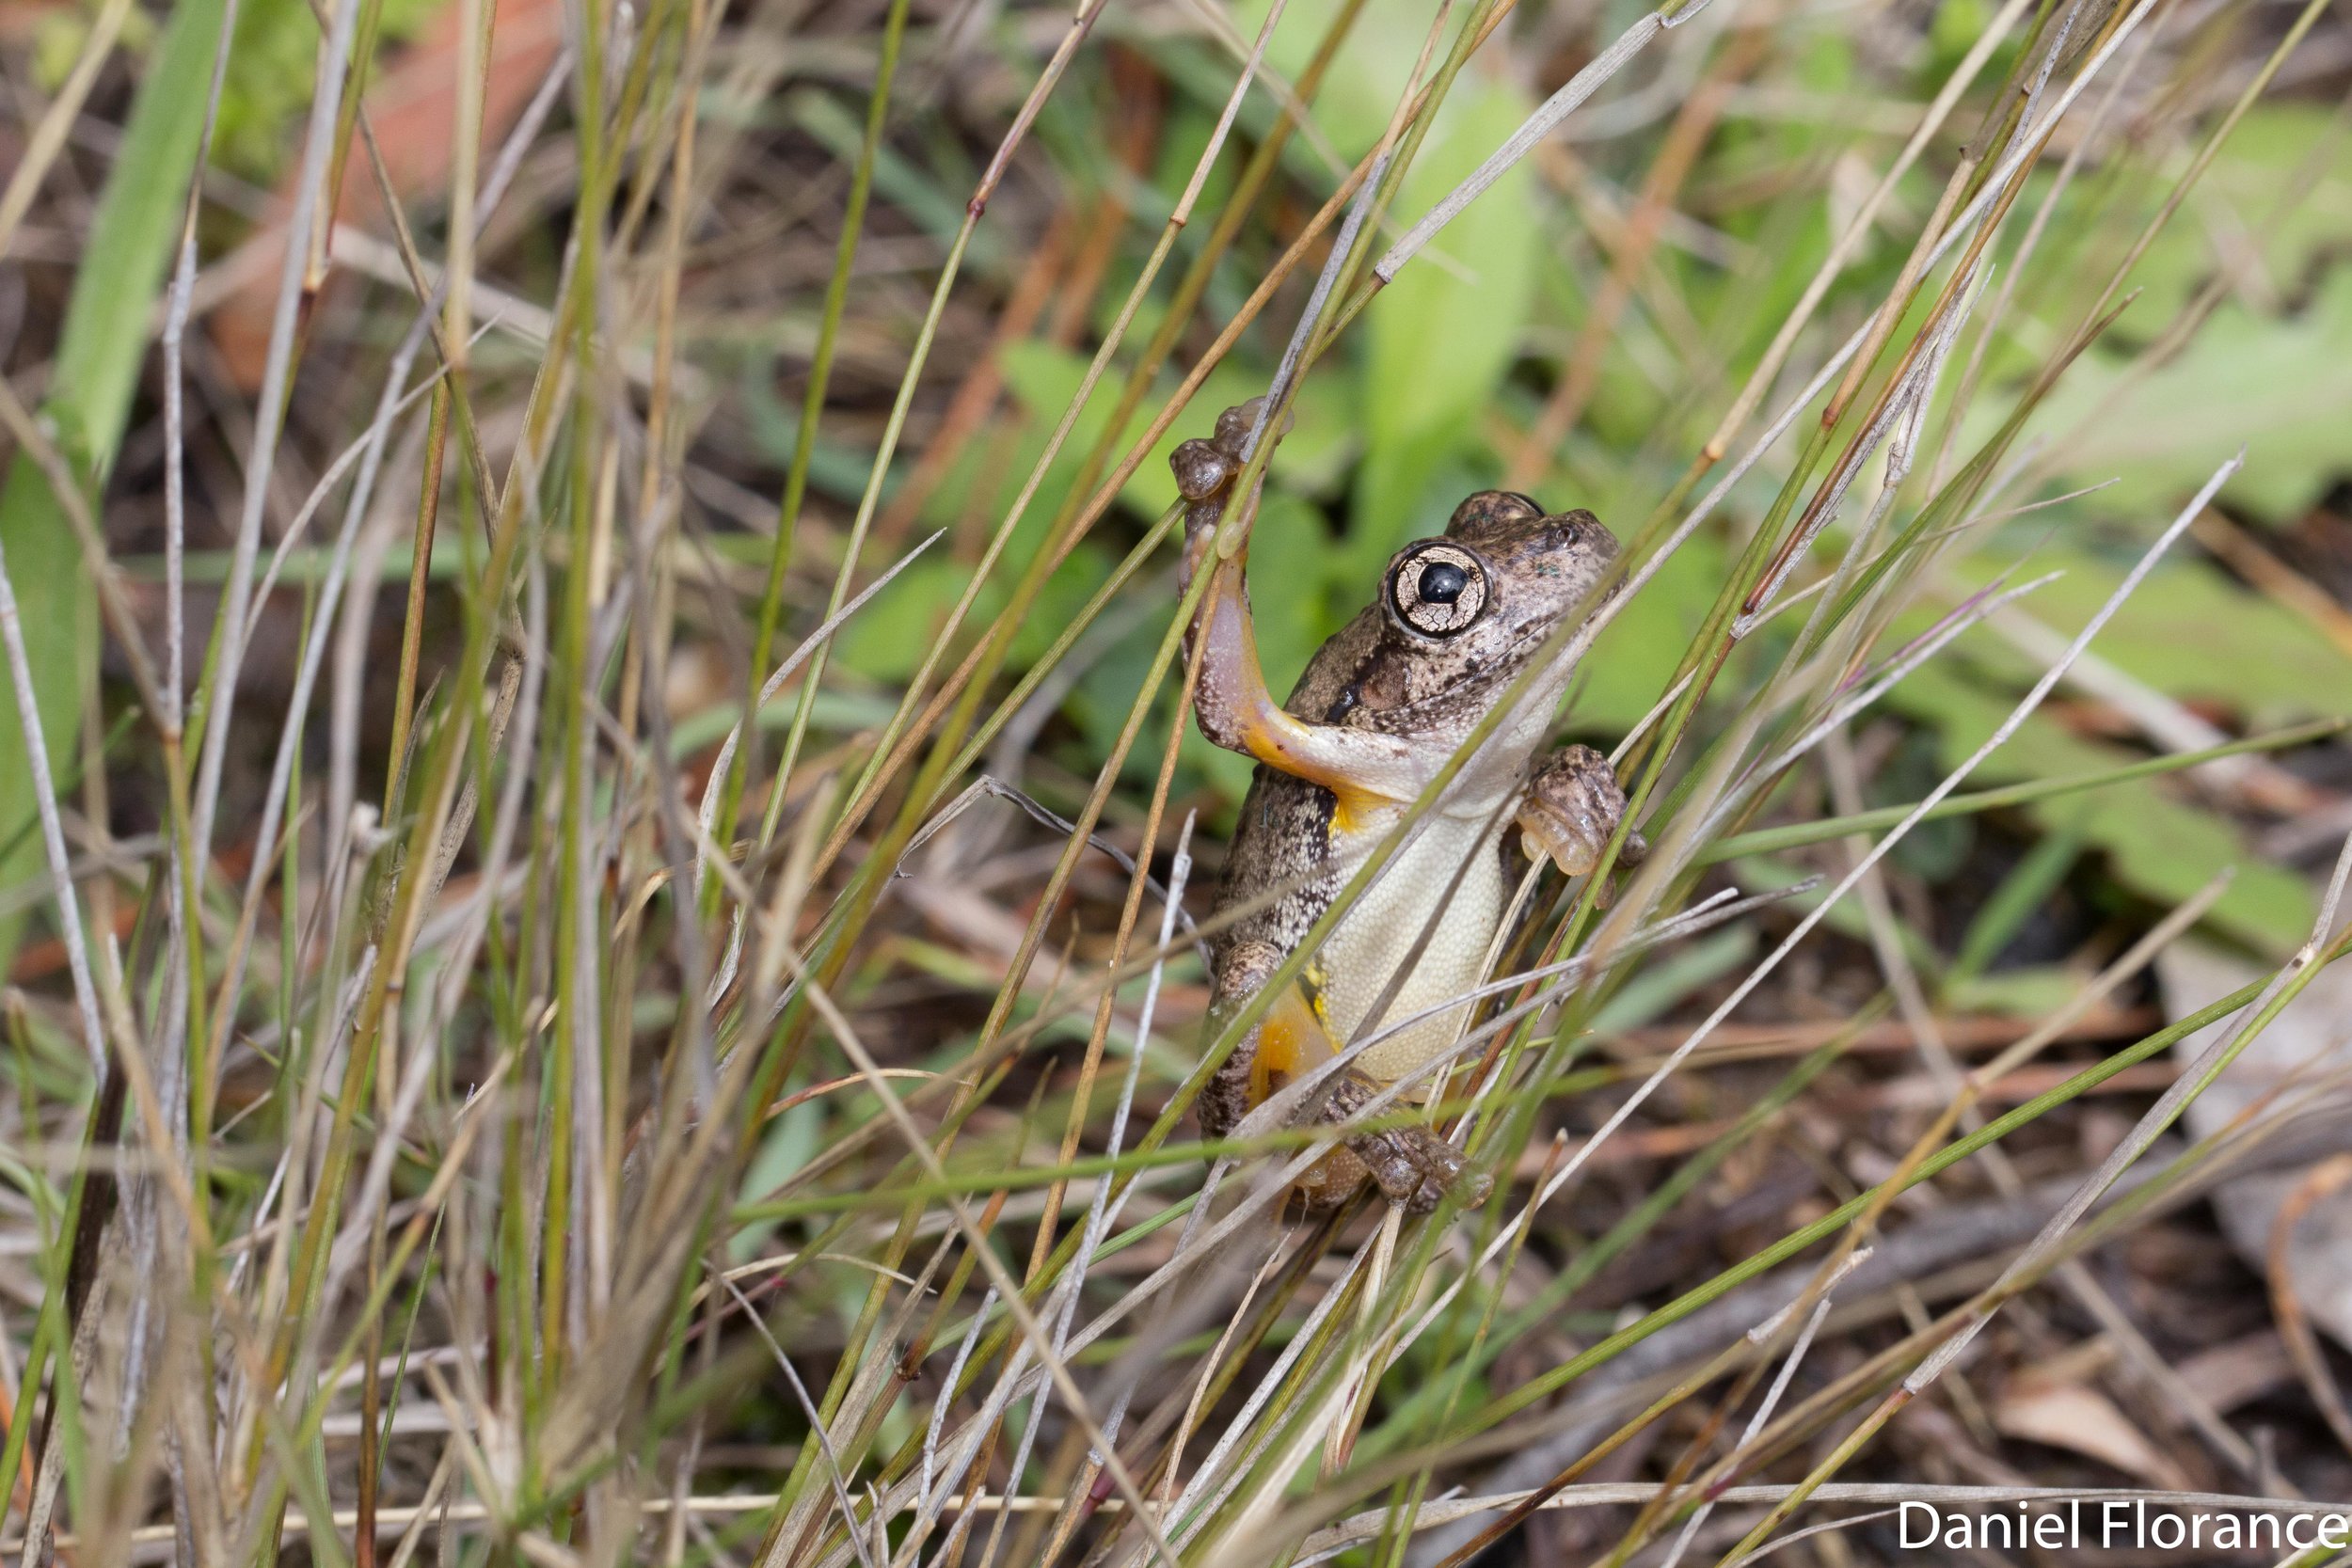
[1173,403,1424,808]
[1205,941,1488,1214]
[1515,744,1644,876]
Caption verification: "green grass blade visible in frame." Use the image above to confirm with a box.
[0,0,229,974]
[1698,718,2346,864]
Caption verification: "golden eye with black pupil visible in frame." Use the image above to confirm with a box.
[1390,543,1486,636]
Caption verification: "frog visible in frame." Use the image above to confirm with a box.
[1172,399,1635,1213]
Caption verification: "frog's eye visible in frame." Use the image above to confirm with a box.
[1389,543,1488,637]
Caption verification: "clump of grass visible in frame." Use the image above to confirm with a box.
[5,0,2352,1563]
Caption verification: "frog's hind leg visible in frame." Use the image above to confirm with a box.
[1322,1073,1489,1214]
[1197,940,1318,1142]
[1203,941,1487,1214]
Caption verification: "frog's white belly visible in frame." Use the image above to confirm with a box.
[1315,809,1509,1089]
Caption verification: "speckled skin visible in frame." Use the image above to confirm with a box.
[1173,402,1633,1212]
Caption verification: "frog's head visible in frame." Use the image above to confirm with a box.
[1376,491,1618,685]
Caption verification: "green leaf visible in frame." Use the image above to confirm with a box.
[1700,718,2345,861]
[1355,81,1541,571]
[1237,493,1349,693]
[1944,546,2352,730]
[2032,268,2352,525]
[1732,855,1942,972]
[793,88,1008,275]
[1572,531,1730,734]
[1946,964,2085,1018]
[213,0,438,182]
[731,1097,822,1264]
[2113,103,2352,332]
[1928,0,1994,68]
[1235,0,1449,152]
[990,339,1353,524]
[1885,662,2315,957]
[1948,808,2085,987]
[831,556,992,684]
[1591,926,1758,1031]
[739,360,888,500]
[0,0,230,976]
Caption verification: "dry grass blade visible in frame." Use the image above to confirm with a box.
[8,0,2352,1564]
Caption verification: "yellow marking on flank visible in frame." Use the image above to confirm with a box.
[1328,787,1370,836]
[1248,985,1332,1110]
[1303,963,1332,1030]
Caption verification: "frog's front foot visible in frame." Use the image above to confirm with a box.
[1517,743,1643,878]
[1322,1070,1490,1214]
[1169,403,1248,503]
[1171,399,1281,494]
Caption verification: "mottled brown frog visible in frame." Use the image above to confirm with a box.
[1174,399,1634,1212]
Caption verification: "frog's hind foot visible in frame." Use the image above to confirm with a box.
[1323,1070,1490,1214]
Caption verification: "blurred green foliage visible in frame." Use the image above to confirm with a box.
[31,0,156,87]
[799,0,2352,953]
[213,0,442,181]
[0,0,231,981]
